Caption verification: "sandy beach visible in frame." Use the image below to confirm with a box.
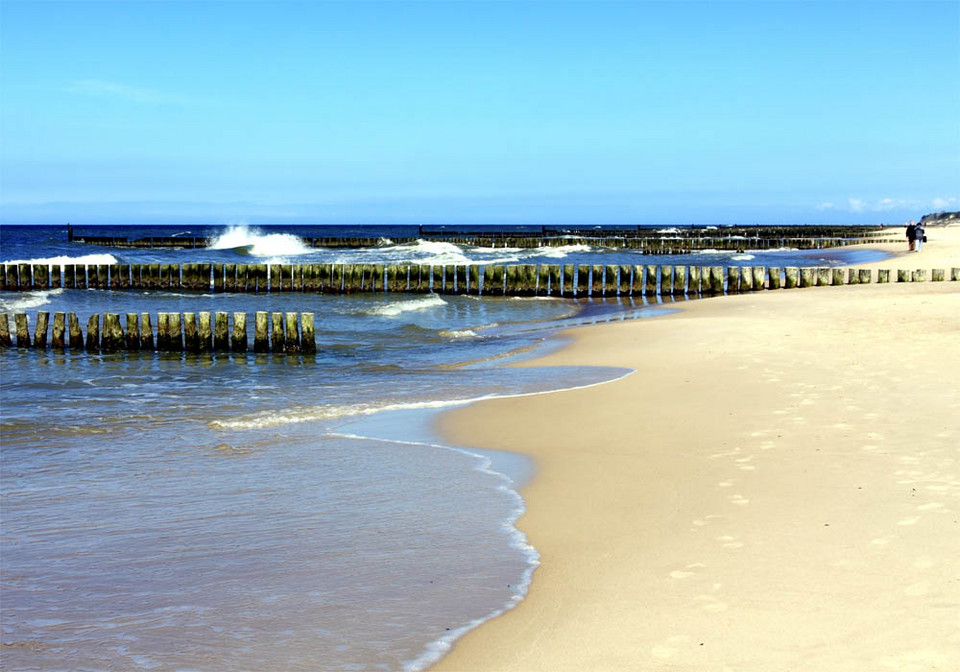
[434,226,960,671]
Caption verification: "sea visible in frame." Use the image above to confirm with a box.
[0,224,890,671]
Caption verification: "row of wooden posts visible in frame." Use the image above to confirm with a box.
[0,311,316,354]
[4,262,956,296]
[70,233,894,252]
[2,266,955,354]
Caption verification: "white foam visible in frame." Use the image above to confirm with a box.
[439,328,478,339]
[730,253,755,261]
[1,253,118,267]
[534,243,592,259]
[0,289,63,313]
[208,224,312,258]
[365,294,447,317]
[657,227,682,234]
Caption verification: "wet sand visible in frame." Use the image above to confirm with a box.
[434,226,960,671]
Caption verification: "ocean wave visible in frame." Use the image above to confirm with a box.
[531,243,592,259]
[0,288,63,313]
[438,328,479,339]
[207,224,312,258]
[364,294,447,317]
[0,253,119,267]
[210,368,633,431]
[730,253,756,261]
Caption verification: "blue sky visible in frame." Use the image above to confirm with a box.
[1,0,957,225]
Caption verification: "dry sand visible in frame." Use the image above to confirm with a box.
[433,226,960,671]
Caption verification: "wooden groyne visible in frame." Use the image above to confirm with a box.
[68,225,896,252]
[2,262,957,297]
[3,267,954,354]
[0,310,316,354]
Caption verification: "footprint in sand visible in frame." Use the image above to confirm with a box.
[917,502,944,511]
[695,595,728,613]
[897,516,921,526]
[728,494,749,506]
[650,635,692,659]
[717,535,744,549]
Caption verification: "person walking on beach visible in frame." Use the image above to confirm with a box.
[914,221,925,252]
[906,221,916,251]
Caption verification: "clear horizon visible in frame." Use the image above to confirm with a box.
[1,1,957,226]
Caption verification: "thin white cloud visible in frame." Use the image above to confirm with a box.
[816,197,956,213]
[65,79,201,105]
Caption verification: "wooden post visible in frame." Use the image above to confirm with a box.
[0,314,10,347]
[877,269,890,283]
[564,264,576,297]
[577,265,590,297]
[816,267,831,286]
[183,313,199,352]
[784,267,799,288]
[140,313,154,350]
[85,314,100,351]
[232,312,248,352]
[432,265,445,293]
[64,264,77,289]
[102,313,123,352]
[18,264,31,290]
[952,268,960,281]
[485,266,504,295]
[52,312,66,349]
[687,266,701,295]
[198,312,212,352]
[504,265,520,296]
[212,264,224,293]
[444,265,457,294]
[51,264,62,289]
[124,314,140,350]
[591,265,604,296]
[14,313,30,347]
[223,264,237,292]
[847,268,859,285]
[214,312,229,351]
[727,266,741,293]
[97,264,108,289]
[256,264,268,293]
[618,265,632,296]
[322,264,336,293]
[4,265,16,290]
[282,264,294,292]
[660,265,674,295]
[414,265,428,293]
[897,269,910,282]
[254,312,269,352]
[752,266,765,291]
[33,264,48,290]
[858,269,872,284]
[34,264,50,289]
[167,313,183,351]
[672,265,687,295]
[68,313,83,349]
[710,267,724,295]
[799,268,814,287]
[373,264,386,292]
[271,312,285,352]
[832,268,845,286]
[285,312,300,353]
[33,311,50,348]
[300,312,316,353]
[931,269,945,282]
[645,266,659,296]
[470,265,481,295]
[913,269,927,282]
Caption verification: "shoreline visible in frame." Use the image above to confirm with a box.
[431,228,960,670]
